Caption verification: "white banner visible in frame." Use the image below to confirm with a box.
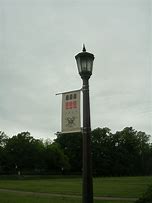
[62,90,81,133]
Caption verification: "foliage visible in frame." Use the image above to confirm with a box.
[54,132,82,173]
[91,127,152,176]
[91,127,112,176]
[136,184,152,203]
[4,132,45,173]
[0,131,9,173]
[0,132,70,175]
[0,131,8,147]
[44,143,70,172]
[0,127,151,176]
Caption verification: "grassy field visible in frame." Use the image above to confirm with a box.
[0,190,136,203]
[0,176,151,203]
[94,176,152,197]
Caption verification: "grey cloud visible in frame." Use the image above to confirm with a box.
[0,0,151,139]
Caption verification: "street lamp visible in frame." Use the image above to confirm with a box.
[75,45,95,203]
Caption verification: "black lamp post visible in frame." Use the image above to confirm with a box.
[75,45,95,203]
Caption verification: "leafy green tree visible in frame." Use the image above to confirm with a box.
[91,127,112,176]
[136,131,151,175]
[0,131,8,147]
[0,127,151,176]
[44,143,70,173]
[54,132,82,173]
[113,127,151,176]
[111,127,141,175]
[136,185,152,203]
[0,131,9,173]
[4,132,44,173]
[91,127,151,176]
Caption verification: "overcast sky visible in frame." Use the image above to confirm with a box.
[0,0,152,140]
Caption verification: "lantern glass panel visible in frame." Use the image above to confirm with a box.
[87,58,93,72]
[81,57,87,72]
[76,57,81,73]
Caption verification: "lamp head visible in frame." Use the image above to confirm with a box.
[75,45,95,80]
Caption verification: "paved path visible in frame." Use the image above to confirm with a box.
[0,188,138,201]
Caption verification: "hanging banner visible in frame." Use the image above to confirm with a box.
[62,90,81,133]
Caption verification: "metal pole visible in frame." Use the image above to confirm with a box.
[82,78,93,203]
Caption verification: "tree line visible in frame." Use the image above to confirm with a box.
[0,127,152,176]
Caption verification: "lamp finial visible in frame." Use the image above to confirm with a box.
[82,44,86,52]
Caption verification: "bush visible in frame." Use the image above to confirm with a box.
[136,185,152,203]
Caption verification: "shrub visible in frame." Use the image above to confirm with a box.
[136,185,152,203]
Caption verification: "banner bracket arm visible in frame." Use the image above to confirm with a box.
[55,88,82,96]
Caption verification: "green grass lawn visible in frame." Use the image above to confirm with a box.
[94,176,152,197]
[0,191,134,203]
[0,176,151,203]
[0,191,79,203]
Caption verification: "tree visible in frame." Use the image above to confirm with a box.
[136,131,151,175]
[91,127,152,176]
[136,184,152,203]
[0,131,8,147]
[54,132,82,173]
[111,127,141,175]
[91,127,112,176]
[4,132,45,174]
[0,126,151,176]
[111,127,152,176]
[0,131,9,173]
[44,143,70,173]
